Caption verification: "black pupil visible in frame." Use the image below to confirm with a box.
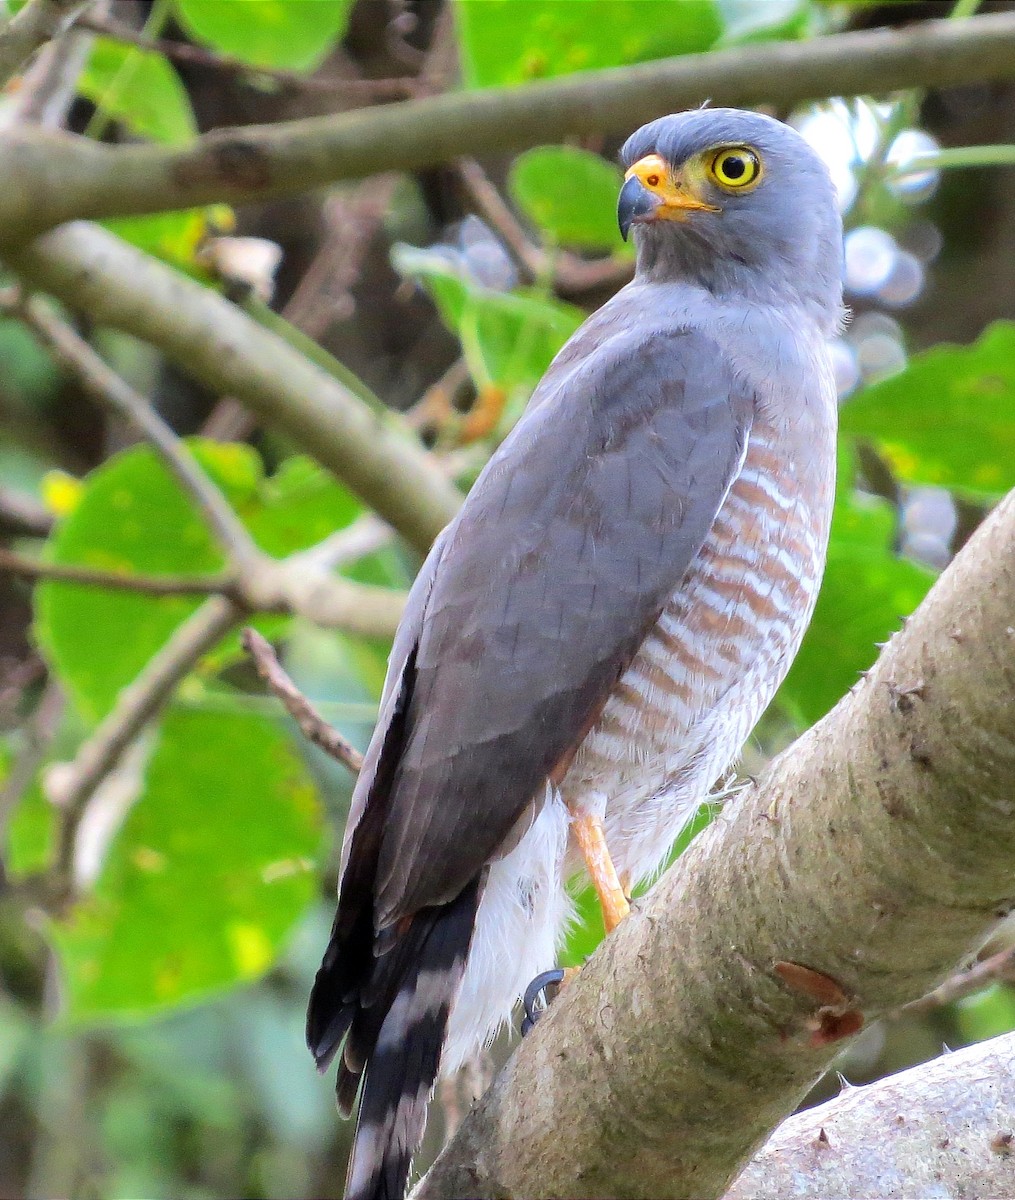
[723,155,747,180]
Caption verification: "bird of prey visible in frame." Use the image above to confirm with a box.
[308,107,843,1200]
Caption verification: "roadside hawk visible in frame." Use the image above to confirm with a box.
[308,107,844,1200]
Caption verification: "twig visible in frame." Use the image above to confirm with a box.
[243,628,363,775]
[903,944,1015,1014]
[76,13,432,99]
[3,222,464,554]
[457,159,634,299]
[46,595,242,888]
[9,294,260,570]
[0,0,88,89]
[0,546,233,597]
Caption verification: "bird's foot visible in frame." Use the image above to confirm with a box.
[520,967,581,1035]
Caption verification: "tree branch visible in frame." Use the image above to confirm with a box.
[724,1033,1015,1200]
[0,0,88,89]
[0,13,1013,237]
[243,628,363,776]
[0,546,231,596]
[416,487,1015,1200]
[0,222,463,555]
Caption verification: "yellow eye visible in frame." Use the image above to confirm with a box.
[708,146,762,190]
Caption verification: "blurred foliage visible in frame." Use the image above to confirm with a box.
[840,321,1015,498]
[1,0,1013,1197]
[508,146,631,253]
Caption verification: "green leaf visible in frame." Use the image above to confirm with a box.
[80,38,196,145]
[51,707,323,1019]
[779,456,934,727]
[102,207,231,272]
[36,443,365,724]
[392,244,583,416]
[173,0,353,71]
[955,984,1015,1045]
[509,146,630,252]
[840,322,1015,498]
[457,0,722,88]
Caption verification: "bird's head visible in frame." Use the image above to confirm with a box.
[619,108,843,329]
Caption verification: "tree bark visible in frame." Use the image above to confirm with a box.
[724,1031,1015,1200]
[0,14,1013,238]
[414,487,1015,1200]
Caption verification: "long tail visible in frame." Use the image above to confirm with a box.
[310,876,483,1200]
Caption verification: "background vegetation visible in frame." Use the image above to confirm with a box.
[0,0,1013,1197]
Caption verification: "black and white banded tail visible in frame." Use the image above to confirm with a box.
[308,876,483,1200]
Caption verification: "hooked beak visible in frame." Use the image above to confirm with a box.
[617,175,661,242]
[618,155,721,241]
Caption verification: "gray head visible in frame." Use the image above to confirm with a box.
[619,108,843,331]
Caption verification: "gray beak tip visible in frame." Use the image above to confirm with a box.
[617,175,659,243]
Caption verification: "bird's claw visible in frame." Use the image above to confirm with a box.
[520,968,566,1035]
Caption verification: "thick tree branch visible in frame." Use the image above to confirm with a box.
[0,0,87,89]
[724,1033,1015,1200]
[0,222,463,555]
[416,488,1015,1200]
[0,13,1013,237]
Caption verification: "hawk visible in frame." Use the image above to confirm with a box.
[308,107,843,1200]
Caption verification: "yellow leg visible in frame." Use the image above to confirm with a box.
[570,810,631,933]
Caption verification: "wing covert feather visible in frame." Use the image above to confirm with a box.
[371,326,754,926]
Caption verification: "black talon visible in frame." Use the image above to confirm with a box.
[521,968,566,1035]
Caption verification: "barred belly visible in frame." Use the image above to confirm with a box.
[560,415,834,888]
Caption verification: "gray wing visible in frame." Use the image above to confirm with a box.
[364,324,754,927]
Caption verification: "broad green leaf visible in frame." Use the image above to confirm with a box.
[779,459,934,727]
[393,244,583,416]
[103,206,233,272]
[36,443,365,724]
[51,707,323,1019]
[509,146,630,252]
[80,38,196,145]
[5,776,57,879]
[174,0,353,71]
[840,322,1015,498]
[457,0,722,88]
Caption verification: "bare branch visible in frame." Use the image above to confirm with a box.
[0,545,232,597]
[416,487,1015,1200]
[243,628,363,776]
[904,943,1015,1014]
[724,1033,1015,1200]
[0,13,1014,236]
[457,159,634,299]
[1,223,463,554]
[9,294,261,570]
[0,0,88,89]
